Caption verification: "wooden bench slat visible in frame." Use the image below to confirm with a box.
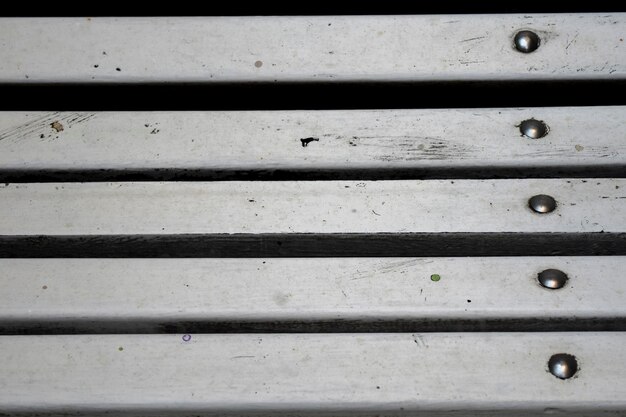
[0,257,624,333]
[0,333,624,414]
[0,15,624,83]
[0,179,623,235]
[0,107,624,172]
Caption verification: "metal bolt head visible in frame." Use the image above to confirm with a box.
[520,119,549,139]
[548,353,578,379]
[538,269,568,289]
[529,194,557,213]
[514,30,540,53]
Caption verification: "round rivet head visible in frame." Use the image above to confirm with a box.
[538,269,568,289]
[520,119,549,139]
[529,194,557,213]
[548,353,578,379]
[514,30,540,53]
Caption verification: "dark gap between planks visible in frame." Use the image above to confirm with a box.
[2,317,626,336]
[2,1,625,16]
[0,80,624,110]
[1,166,625,183]
[0,233,624,257]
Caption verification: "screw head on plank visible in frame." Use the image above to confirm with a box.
[548,353,578,379]
[514,30,540,53]
[528,194,557,214]
[520,119,549,139]
[538,269,568,289]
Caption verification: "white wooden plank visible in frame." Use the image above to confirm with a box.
[0,14,624,83]
[0,333,624,415]
[0,107,623,171]
[0,257,623,324]
[0,179,623,235]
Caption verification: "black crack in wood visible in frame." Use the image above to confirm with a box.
[300,137,319,147]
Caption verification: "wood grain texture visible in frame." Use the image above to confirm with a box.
[0,107,623,173]
[0,14,624,83]
[1,257,624,334]
[0,333,624,415]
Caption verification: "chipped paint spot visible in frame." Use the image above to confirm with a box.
[50,121,64,132]
[575,144,584,152]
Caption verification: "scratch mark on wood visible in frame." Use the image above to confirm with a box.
[0,112,96,144]
[565,32,580,54]
[350,259,431,281]
[459,60,486,65]
[460,36,487,43]
[364,136,474,162]
[413,334,428,348]
[523,147,618,159]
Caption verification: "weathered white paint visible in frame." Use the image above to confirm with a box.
[0,107,623,171]
[0,333,624,415]
[0,257,623,323]
[0,14,624,83]
[0,179,623,235]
